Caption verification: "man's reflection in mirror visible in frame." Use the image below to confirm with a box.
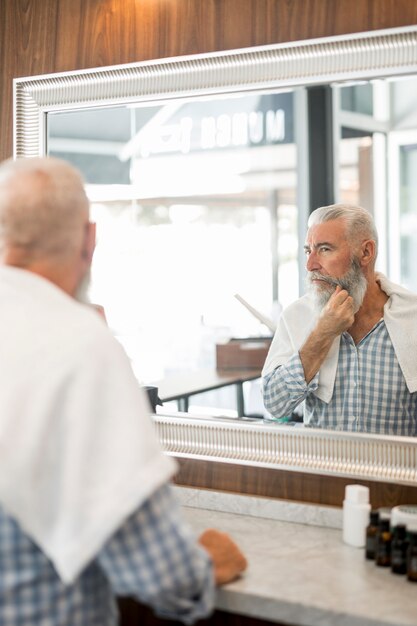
[263,204,417,436]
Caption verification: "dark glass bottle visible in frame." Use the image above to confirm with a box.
[365,511,380,560]
[407,531,417,582]
[376,519,392,567]
[391,525,408,574]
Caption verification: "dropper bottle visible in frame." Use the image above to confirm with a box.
[376,519,392,567]
[391,524,408,574]
[365,511,379,560]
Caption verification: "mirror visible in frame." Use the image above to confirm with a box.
[13,26,417,483]
[46,90,299,394]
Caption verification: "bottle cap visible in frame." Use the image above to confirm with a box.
[378,507,391,521]
[391,505,417,532]
[344,484,369,505]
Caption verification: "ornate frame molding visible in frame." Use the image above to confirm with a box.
[154,414,417,485]
[14,25,417,157]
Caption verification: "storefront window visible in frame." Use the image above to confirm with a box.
[340,83,373,116]
[338,132,373,209]
[48,91,300,398]
[399,144,417,291]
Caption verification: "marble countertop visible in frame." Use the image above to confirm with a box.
[181,502,417,626]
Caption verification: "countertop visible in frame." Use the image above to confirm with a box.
[180,494,417,626]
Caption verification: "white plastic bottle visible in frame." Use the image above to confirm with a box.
[343,484,371,548]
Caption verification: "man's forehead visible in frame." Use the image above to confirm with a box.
[305,219,348,244]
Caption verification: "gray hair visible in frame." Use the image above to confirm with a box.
[307,203,378,256]
[0,156,89,262]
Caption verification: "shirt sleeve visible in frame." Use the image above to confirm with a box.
[97,483,215,625]
[262,351,318,419]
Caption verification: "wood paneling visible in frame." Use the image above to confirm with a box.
[174,458,417,509]
[2,0,417,160]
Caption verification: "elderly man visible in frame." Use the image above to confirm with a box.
[263,203,417,436]
[0,157,246,626]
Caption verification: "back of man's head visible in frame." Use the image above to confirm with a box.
[0,157,89,265]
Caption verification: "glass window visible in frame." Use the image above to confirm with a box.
[399,144,417,291]
[47,91,300,414]
[335,79,389,274]
[340,83,373,116]
[339,132,373,210]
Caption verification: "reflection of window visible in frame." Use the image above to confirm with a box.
[335,79,389,273]
[48,91,299,399]
[340,84,373,116]
[90,198,277,382]
[337,76,417,284]
[339,133,373,208]
[45,74,417,411]
[399,144,417,291]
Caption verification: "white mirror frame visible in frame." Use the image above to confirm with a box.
[14,25,417,485]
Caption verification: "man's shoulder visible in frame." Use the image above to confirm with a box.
[47,304,128,385]
[36,294,121,368]
[62,302,119,355]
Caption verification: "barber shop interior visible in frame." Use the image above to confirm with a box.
[1,2,417,626]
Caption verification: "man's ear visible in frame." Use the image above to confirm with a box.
[360,239,375,267]
[82,222,96,264]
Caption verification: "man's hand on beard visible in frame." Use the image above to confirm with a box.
[317,285,355,338]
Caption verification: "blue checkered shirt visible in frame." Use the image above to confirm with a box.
[263,320,417,435]
[0,484,214,626]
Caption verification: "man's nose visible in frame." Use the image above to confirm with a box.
[306,251,321,271]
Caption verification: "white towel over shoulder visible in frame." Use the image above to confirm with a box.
[0,266,176,584]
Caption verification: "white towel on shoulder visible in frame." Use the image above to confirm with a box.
[0,266,176,584]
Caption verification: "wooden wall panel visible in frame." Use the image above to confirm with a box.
[174,458,417,509]
[2,0,417,161]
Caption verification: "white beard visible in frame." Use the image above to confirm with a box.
[306,258,367,313]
